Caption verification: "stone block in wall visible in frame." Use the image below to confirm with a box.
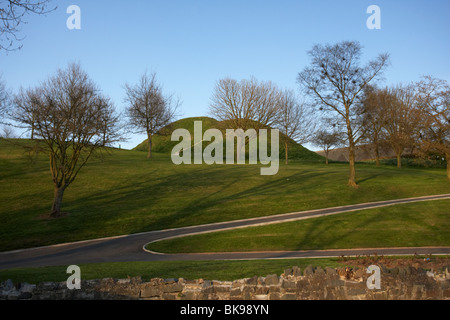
[140,284,162,298]
[292,266,301,277]
[281,279,297,292]
[268,292,281,300]
[255,286,269,295]
[314,267,325,276]
[326,267,337,275]
[443,289,450,298]
[265,274,279,286]
[230,287,242,297]
[245,276,258,285]
[179,290,199,300]
[163,282,183,293]
[303,265,314,276]
[283,268,293,277]
[281,293,296,300]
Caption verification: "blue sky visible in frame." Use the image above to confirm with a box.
[1,0,449,150]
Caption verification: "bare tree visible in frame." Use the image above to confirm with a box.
[0,75,8,123]
[416,75,450,178]
[11,63,121,218]
[276,88,316,164]
[360,85,392,166]
[98,95,122,146]
[124,71,181,159]
[209,77,281,132]
[312,129,343,165]
[297,41,389,187]
[0,0,56,51]
[383,84,422,168]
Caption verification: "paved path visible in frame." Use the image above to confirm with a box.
[0,194,449,270]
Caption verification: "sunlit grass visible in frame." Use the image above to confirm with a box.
[0,138,449,251]
[146,200,450,253]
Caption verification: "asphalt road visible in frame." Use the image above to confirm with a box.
[1,194,449,270]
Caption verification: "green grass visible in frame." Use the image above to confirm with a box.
[0,258,353,283]
[0,138,449,252]
[132,116,324,161]
[146,200,450,253]
[2,255,448,284]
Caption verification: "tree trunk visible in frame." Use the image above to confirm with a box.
[285,141,288,165]
[396,150,402,169]
[348,142,358,188]
[147,133,153,159]
[324,149,329,165]
[346,118,358,188]
[446,152,450,180]
[50,187,65,218]
[374,135,380,166]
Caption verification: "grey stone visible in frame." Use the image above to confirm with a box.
[292,266,302,277]
[3,279,15,292]
[281,279,296,291]
[246,276,258,285]
[164,278,177,284]
[163,282,183,293]
[180,291,198,300]
[140,285,161,298]
[314,267,325,275]
[284,268,293,277]
[326,267,337,275]
[303,265,314,276]
[281,293,296,300]
[7,290,21,300]
[18,292,32,300]
[230,288,241,297]
[265,274,279,286]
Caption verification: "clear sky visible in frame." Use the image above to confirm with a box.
[1,0,449,150]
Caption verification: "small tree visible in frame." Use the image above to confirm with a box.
[416,76,450,178]
[209,77,281,131]
[124,72,180,159]
[0,75,8,124]
[360,85,392,166]
[313,129,342,165]
[12,63,120,217]
[297,41,389,187]
[209,77,281,161]
[383,84,422,168]
[276,88,315,164]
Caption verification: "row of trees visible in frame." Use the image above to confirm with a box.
[209,77,315,164]
[0,42,448,218]
[208,41,449,186]
[361,78,449,171]
[312,77,450,177]
[0,64,180,217]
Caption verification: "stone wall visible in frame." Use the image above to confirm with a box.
[1,265,449,300]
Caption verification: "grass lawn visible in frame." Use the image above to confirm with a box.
[0,258,344,283]
[1,255,448,284]
[0,138,449,252]
[146,200,450,253]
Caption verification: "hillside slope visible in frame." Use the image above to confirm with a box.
[133,116,323,161]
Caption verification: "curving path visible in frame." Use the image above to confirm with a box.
[0,194,449,270]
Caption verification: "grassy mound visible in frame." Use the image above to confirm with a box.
[132,116,323,161]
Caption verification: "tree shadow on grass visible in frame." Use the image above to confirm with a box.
[276,209,383,257]
[51,165,331,235]
[150,169,331,230]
